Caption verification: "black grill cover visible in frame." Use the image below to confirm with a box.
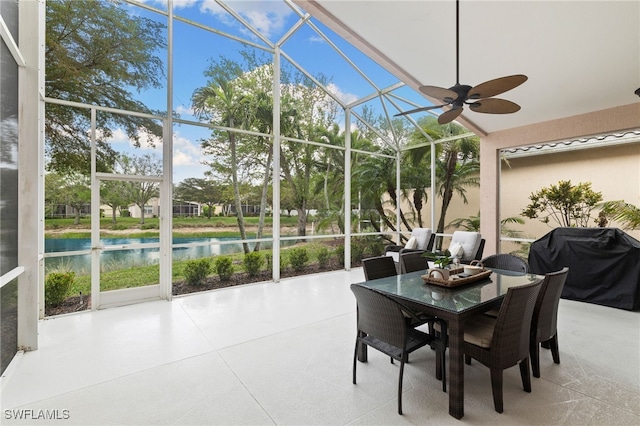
[528,228,640,310]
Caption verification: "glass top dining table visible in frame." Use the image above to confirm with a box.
[355,267,544,419]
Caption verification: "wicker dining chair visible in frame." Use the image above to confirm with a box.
[362,255,436,331]
[361,256,398,281]
[462,279,543,413]
[399,251,429,274]
[350,284,447,415]
[481,253,529,274]
[530,267,569,378]
[478,254,530,319]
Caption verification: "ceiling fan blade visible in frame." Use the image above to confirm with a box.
[437,107,464,124]
[419,85,457,102]
[469,98,521,114]
[467,74,528,99]
[394,104,448,117]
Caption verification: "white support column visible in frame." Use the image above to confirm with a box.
[160,4,174,299]
[272,47,281,282]
[430,139,437,243]
[17,0,44,350]
[159,118,173,299]
[344,108,351,270]
[395,149,401,243]
[90,109,101,309]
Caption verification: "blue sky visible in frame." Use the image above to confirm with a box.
[106,0,427,183]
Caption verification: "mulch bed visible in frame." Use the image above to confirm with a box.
[45,258,357,317]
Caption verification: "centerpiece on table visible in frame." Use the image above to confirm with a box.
[422,250,455,280]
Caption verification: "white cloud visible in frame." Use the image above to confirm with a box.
[172,132,202,166]
[200,0,293,39]
[326,83,359,105]
[175,105,195,117]
[308,35,325,44]
[102,128,129,144]
[172,130,208,182]
[172,0,199,8]
[100,127,162,152]
[173,150,195,167]
[136,129,163,150]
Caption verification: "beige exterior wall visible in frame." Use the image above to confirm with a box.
[481,103,640,255]
[501,143,640,243]
[390,187,480,235]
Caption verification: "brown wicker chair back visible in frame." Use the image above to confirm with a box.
[350,284,445,415]
[481,254,529,274]
[399,251,428,274]
[463,279,543,413]
[530,267,569,378]
[362,256,397,281]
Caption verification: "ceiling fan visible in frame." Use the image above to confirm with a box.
[396,0,527,124]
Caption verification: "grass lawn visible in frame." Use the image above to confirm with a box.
[45,215,302,239]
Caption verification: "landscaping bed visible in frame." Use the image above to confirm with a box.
[45,257,351,317]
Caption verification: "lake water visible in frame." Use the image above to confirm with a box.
[44,237,277,273]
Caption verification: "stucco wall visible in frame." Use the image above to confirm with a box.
[501,143,640,242]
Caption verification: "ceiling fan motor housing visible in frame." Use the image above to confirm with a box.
[448,84,472,104]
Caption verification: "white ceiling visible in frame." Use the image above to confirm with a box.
[298,1,640,136]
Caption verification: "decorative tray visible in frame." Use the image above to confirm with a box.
[421,268,492,288]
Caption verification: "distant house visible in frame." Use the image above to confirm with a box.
[45,203,90,219]
[128,198,161,219]
[126,198,203,218]
[173,201,201,217]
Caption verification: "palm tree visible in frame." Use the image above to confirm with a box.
[402,135,437,228]
[407,117,480,244]
[311,124,347,235]
[352,148,403,236]
[192,67,252,253]
[448,211,525,236]
[248,90,298,250]
[600,201,640,230]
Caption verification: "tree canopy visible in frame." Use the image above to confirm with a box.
[174,178,223,220]
[45,0,166,174]
[521,180,603,227]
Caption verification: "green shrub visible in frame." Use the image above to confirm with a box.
[214,256,234,281]
[361,236,385,257]
[111,223,127,231]
[243,252,264,277]
[335,246,345,266]
[351,242,365,263]
[264,252,285,273]
[183,258,212,286]
[141,223,158,230]
[289,247,309,272]
[45,271,75,307]
[317,247,330,268]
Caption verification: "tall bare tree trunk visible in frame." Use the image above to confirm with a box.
[254,142,272,252]
[228,127,249,254]
[296,207,307,237]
